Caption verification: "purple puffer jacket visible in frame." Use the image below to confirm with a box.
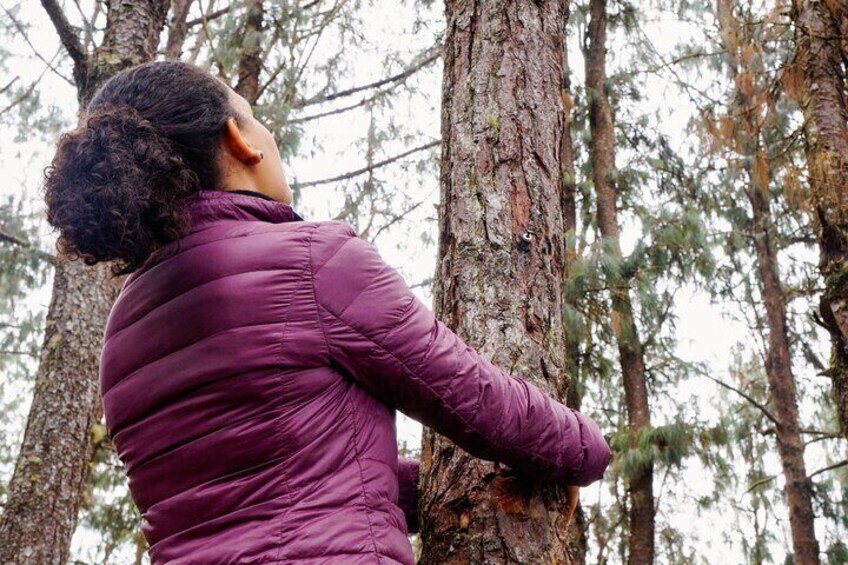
[99,189,612,565]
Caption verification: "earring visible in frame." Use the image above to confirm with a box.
[249,151,264,165]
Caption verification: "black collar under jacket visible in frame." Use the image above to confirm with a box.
[229,189,305,221]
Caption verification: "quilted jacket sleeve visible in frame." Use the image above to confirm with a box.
[310,221,613,486]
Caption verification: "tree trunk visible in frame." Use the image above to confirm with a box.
[164,0,194,60]
[81,1,171,104]
[561,11,587,564]
[792,0,848,440]
[234,0,264,104]
[0,2,169,563]
[717,1,820,561]
[750,188,820,564]
[418,0,574,563]
[562,3,581,403]
[584,1,654,563]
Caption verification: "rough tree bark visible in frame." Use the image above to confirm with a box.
[584,1,654,563]
[418,0,576,563]
[791,0,848,440]
[717,1,820,562]
[0,2,169,563]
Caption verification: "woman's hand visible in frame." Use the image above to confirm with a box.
[564,484,580,528]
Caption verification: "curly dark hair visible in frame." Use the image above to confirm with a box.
[42,60,240,276]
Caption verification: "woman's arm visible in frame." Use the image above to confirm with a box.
[309,221,613,486]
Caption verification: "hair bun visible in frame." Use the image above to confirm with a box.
[42,104,200,276]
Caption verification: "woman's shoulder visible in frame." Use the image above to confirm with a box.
[302,219,357,238]
[302,220,364,273]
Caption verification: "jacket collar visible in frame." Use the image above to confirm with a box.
[180,189,304,232]
[120,190,303,288]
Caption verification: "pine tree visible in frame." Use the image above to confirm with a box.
[418,0,577,562]
[791,0,848,441]
[711,1,819,560]
[584,1,655,561]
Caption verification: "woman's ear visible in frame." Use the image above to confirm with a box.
[222,117,263,165]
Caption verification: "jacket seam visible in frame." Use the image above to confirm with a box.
[345,390,384,564]
[311,227,387,322]
[307,224,332,362]
[311,222,354,276]
[407,308,437,379]
[274,263,313,564]
[374,294,417,351]
[308,222,383,562]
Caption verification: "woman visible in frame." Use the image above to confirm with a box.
[42,61,612,565]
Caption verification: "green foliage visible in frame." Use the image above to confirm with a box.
[0,192,52,509]
[826,539,848,565]
[610,420,693,479]
[0,198,51,364]
[77,446,144,564]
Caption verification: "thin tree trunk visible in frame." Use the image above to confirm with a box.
[584,1,654,563]
[165,0,194,60]
[562,4,581,403]
[792,0,848,440]
[234,0,264,104]
[750,188,820,564]
[0,2,169,563]
[716,1,820,561]
[418,0,574,563]
[561,10,587,564]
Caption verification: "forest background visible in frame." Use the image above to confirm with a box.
[0,0,846,564]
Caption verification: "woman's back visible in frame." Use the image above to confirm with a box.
[100,190,417,564]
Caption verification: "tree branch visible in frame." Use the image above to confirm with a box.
[0,76,18,96]
[2,6,74,86]
[0,350,39,358]
[808,459,848,480]
[292,46,440,109]
[294,140,439,188]
[703,373,780,427]
[1,46,63,117]
[165,0,196,60]
[368,198,427,242]
[185,5,231,27]
[40,0,88,75]
[289,83,400,125]
[0,226,56,265]
[0,226,29,247]
[744,473,777,495]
